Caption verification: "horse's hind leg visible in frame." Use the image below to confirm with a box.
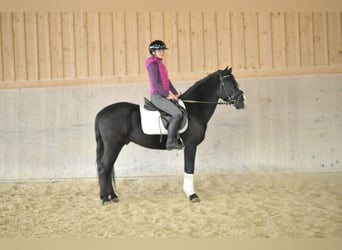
[98,144,123,204]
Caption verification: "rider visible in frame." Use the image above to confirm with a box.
[145,40,183,150]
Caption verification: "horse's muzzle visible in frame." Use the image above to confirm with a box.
[235,93,246,109]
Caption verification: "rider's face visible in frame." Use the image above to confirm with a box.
[155,49,165,59]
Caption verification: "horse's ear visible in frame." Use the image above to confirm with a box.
[222,66,229,74]
[223,66,232,74]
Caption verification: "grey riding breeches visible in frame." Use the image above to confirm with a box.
[150,94,182,118]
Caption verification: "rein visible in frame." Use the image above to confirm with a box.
[181,99,231,105]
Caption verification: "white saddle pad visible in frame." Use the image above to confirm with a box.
[140,100,188,135]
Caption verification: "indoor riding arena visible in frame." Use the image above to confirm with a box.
[1,10,341,238]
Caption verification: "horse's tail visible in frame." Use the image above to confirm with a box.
[95,113,117,193]
[95,114,104,172]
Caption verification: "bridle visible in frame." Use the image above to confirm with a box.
[219,73,244,105]
[182,72,244,106]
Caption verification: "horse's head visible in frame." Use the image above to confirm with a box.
[218,67,246,109]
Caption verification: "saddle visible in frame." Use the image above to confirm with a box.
[140,98,188,135]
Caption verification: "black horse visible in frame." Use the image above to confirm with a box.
[95,67,245,204]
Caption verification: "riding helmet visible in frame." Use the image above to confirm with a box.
[149,40,168,55]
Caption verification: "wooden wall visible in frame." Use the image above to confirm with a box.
[0,12,341,89]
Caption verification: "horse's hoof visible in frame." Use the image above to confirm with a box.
[102,200,112,206]
[111,197,119,203]
[102,196,119,206]
[102,197,119,205]
[189,193,200,203]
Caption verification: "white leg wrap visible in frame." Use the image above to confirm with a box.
[183,173,195,197]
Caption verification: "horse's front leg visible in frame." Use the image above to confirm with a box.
[183,145,200,203]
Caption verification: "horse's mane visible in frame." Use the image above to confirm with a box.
[180,70,220,99]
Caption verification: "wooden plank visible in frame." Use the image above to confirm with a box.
[12,13,27,81]
[203,12,218,71]
[271,12,286,68]
[299,12,314,67]
[113,12,126,76]
[312,12,328,66]
[1,13,15,81]
[216,12,232,70]
[61,12,76,78]
[150,12,164,41]
[49,12,63,79]
[37,13,51,80]
[163,12,179,73]
[177,12,191,72]
[230,12,245,69]
[99,12,114,77]
[327,12,342,65]
[125,12,139,75]
[285,12,300,68]
[258,12,272,69]
[87,12,101,78]
[190,12,204,72]
[243,12,259,70]
[24,13,39,81]
[74,12,88,78]
[137,12,151,74]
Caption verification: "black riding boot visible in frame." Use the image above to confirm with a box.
[166,116,183,150]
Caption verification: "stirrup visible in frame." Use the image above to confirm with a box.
[166,141,183,150]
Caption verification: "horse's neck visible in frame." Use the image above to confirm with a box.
[185,76,220,125]
[198,95,219,125]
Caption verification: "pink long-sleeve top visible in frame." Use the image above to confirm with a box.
[145,56,177,97]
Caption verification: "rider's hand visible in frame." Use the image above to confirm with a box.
[167,93,178,101]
